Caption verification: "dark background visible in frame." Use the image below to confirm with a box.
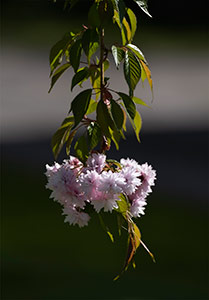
[1,0,208,299]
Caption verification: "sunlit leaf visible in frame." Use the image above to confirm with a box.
[48,63,71,93]
[109,127,121,150]
[121,107,127,131]
[115,193,129,216]
[127,8,137,40]
[113,9,127,45]
[89,67,100,100]
[111,0,126,28]
[70,89,92,128]
[111,46,124,69]
[123,17,132,43]
[140,59,153,92]
[71,67,89,91]
[126,43,147,63]
[133,223,141,249]
[133,110,142,142]
[134,0,152,18]
[98,213,114,243]
[49,32,73,74]
[132,96,149,107]
[123,50,141,96]
[140,239,156,263]
[103,59,110,72]
[86,99,97,115]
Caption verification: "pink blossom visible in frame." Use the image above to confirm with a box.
[63,156,83,174]
[99,171,125,194]
[86,153,106,173]
[63,205,90,227]
[45,163,85,208]
[119,166,141,195]
[130,197,147,218]
[90,190,119,213]
[120,158,140,171]
[45,155,157,225]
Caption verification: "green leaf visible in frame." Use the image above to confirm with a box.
[96,100,113,138]
[127,9,137,40]
[115,193,129,216]
[51,116,74,159]
[104,59,110,72]
[134,0,152,18]
[126,44,147,63]
[122,17,132,43]
[98,214,114,243]
[74,135,89,163]
[113,9,127,45]
[71,67,89,91]
[140,59,153,92]
[96,100,111,138]
[70,89,92,128]
[82,28,99,61]
[133,223,141,249]
[111,46,124,69]
[89,67,100,100]
[111,99,124,130]
[66,128,77,156]
[117,92,136,120]
[86,99,97,115]
[133,110,142,142]
[48,63,70,93]
[49,32,73,74]
[109,127,121,150]
[87,122,102,150]
[69,39,82,72]
[88,2,101,27]
[106,159,122,170]
[132,96,149,107]
[117,214,125,236]
[123,50,141,96]
[111,0,126,28]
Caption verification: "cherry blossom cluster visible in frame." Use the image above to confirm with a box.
[45,153,156,227]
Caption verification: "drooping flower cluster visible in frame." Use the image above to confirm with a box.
[45,153,156,227]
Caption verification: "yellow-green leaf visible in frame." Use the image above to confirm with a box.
[115,193,129,216]
[86,99,97,115]
[51,116,74,159]
[132,96,149,107]
[48,63,71,93]
[123,17,132,43]
[127,8,137,40]
[140,59,153,91]
[133,110,142,142]
[133,223,141,249]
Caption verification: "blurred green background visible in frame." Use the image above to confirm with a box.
[1,0,208,299]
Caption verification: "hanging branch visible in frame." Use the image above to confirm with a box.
[46,0,156,279]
